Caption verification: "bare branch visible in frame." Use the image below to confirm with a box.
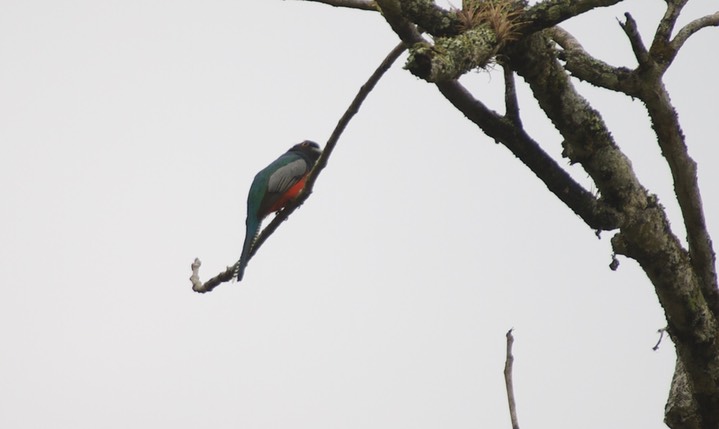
[189,43,406,293]
[401,0,459,37]
[653,327,668,351]
[521,0,622,34]
[375,0,425,44]
[670,11,719,54]
[506,39,719,422]
[506,33,645,212]
[647,0,690,69]
[549,27,638,96]
[637,76,719,316]
[300,0,378,11]
[435,79,621,231]
[504,329,520,429]
[651,0,687,52]
[190,258,235,294]
[618,13,650,66]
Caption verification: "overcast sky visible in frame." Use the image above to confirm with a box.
[1,1,717,428]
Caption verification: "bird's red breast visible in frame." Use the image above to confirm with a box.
[260,175,309,217]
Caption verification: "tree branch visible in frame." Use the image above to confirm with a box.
[375,0,425,44]
[506,33,645,211]
[435,79,621,231]
[635,74,719,316]
[190,42,406,293]
[406,25,500,81]
[647,0,699,70]
[670,11,719,55]
[651,0,687,58]
[504,329,520,429]
[618,13,651,66]
[521,0,623,34]
[400,0,460,37]
[253,41,407,252]
[190,258,235,293]
[549,26,639,96]
[549,3,719,317]
[505,32,719,426]
[502,64,521,126]
[665,357,701,429]
[300,0,378,11]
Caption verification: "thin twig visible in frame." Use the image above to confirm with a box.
[504,328,520,429]
[653,327,668,351]
[190,258,235,293]
[190,42,407,293]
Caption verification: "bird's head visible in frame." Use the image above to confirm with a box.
[290,140,322,162]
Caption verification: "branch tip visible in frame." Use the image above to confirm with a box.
[504,328,520,429]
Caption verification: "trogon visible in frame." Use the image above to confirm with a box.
[236,140,322,281]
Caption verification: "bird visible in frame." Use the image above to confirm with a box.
[236,140,322,281]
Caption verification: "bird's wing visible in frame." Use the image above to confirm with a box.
[266,158,308,194]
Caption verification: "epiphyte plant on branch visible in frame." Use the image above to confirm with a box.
[405,0,525,80]
[189,0,718,427]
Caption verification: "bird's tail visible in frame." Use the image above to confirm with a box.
[236,219,260,281]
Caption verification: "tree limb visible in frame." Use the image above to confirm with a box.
[506,33,647,211]
[502,64,521,126]
[670,11,719,56]
[189,42,406,293]
[190,258,235,293]
[435,79,621,231]
[504,329,520,429]
[665,357,701,429]
[551,6,719,317]
[375,0,425,44]
[253,41,407,252]
[618,13,650,66]
[400,0,460,37]
[635,72,719,316]
[549,26,639,96]
[650,0,687,60]
[521,0,623,34]
[505,30,719,427]
[614,6,719,312]
[300,0,378,11]
[406,24,500,81]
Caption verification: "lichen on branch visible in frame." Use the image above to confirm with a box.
[404,0,524,82]
[405,24,498,81]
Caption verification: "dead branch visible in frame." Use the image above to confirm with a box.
[504,328,520,429]
[619,13,650,66]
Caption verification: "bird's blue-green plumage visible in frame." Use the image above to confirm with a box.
[236,141,321,281]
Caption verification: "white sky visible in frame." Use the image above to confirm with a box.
[1,1,717,428]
